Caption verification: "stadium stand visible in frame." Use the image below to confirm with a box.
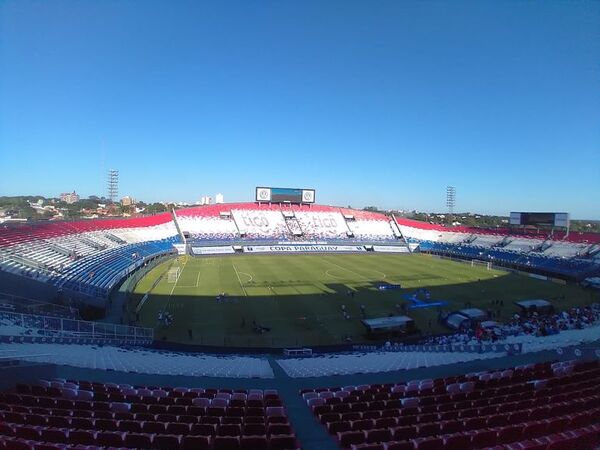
[0,311,153,345]
[303,359,600,450]
[339,209,396,242]
[0,217,180,299]
[231,205,291,240]
[0,380,299,450]
[395,218,600,281]
[293,208,349,240]
[276,350,502,378]
[0,343,274,378]
[52,239,177,298]
[175,203,399,243]
[175,205,240,241]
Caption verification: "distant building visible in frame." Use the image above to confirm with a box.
[60,191,80,204]
[121,196,136,206]
[215,193,224,204]
[199,196,212,205]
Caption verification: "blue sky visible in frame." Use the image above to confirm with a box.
[0,1,599,218]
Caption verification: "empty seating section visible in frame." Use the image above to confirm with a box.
[0,343,274,378]
[54,239,177,297]
[276,350,501,378]
[176,205,239,241]
[231,207,290,240]
[303,360,600,450]
[543,242,588,258]
[469,235,503,248]
[396,218,600,279]
[171,204,399,242]
[0,380,299,449]
[337,209,395,242]
[503,238,543,252]
[447,234,473,244]
[108,222,179,244]
[345,220,395,241]
[0,217,180,298]
[178,216,239,241]
[419,242,599,279]
[294,211,349,239]
[0,311,153,344]
[0,214,174,248]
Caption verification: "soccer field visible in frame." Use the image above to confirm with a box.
[128,253,594,348]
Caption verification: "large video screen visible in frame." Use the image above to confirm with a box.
[509,212,569,227]
[255,187,315,203]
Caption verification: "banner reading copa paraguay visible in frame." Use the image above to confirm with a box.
[243,245,366,253]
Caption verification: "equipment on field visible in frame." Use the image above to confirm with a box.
[402,289,449,309]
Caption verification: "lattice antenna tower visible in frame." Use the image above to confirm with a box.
[446,186,456,215]
[107,169,119,203]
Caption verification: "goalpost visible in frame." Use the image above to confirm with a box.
[470,259,492,270]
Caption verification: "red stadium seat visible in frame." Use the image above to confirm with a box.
[124,432,153,448]
[153,434,181,450]
[240,435,268,450]
[182,435,212,450]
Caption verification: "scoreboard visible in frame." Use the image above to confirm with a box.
[509,212,569,228]
[255,187,315,203]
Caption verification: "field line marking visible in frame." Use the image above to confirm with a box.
[238,271,253,282]
[325,269,347,280]
[321,257,371,281]
[369,269,387,279]
[195,270,201,287]
[232,263,248,297]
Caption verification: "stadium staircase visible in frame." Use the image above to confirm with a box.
[78,236,107,251]
[104,233,127,245]
[462,234,477,244]
[494,237,512,248]
[2,252,43,272]
[388,220,403,239]
[280,208,303,237]
[534,240,553,253]
[581,244,600,258]
[391,215,411,248]
[339,210,355,237]
[48,244,73,259]
[228,211,244,238]
[170,209,187,245]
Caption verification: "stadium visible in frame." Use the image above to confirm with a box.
[2,1,600,449]
[1,187,600,450]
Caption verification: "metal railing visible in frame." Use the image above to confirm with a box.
[0,292,78,319]
[0,310,153,345]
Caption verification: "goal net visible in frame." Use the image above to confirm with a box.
[470,259,492,270]
[167,267,181,283]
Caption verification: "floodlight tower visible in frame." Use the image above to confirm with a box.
[107,169,119,204]
[446,186,456,223]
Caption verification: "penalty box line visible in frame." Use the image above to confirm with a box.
[175,269,202,289]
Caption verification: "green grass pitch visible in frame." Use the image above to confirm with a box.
[128,253,595,348]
